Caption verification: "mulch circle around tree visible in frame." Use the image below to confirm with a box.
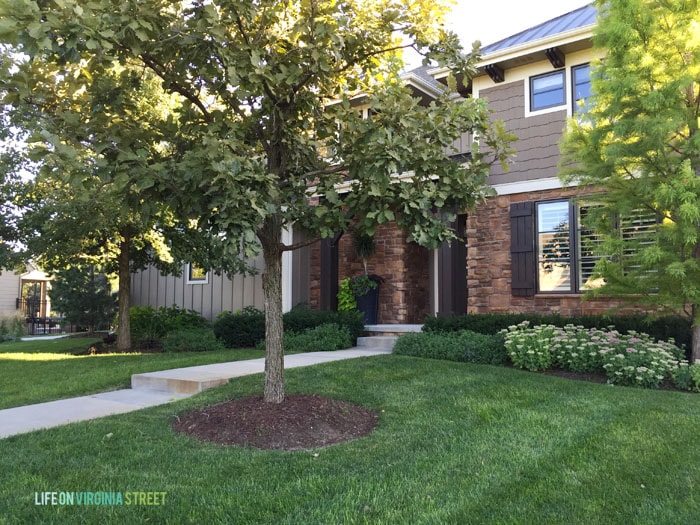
[172,394,379,451]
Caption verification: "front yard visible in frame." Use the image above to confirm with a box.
[0,338,263,409]
[1,354,698,524]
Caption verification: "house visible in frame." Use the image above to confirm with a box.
[0,262,56,333]
[133,4,649,323]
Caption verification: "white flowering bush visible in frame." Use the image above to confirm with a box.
[599,331,683,388]
[501,322,687,389]
[501,321,556,371]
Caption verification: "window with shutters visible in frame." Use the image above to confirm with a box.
[511,199,657,295]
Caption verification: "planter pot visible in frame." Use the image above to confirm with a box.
[354,275,383,325]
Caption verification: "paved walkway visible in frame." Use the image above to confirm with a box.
[0,347,391,440]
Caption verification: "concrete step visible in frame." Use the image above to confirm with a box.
[356,336,398,350]
[365,324,423,335]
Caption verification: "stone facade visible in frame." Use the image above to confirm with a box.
[467,187,649,316]
[308,222,431,324]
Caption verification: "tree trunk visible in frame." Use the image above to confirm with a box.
[692,304,700,364]
[260,214,285,403]
[116,232,131,352]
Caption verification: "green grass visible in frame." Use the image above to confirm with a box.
[0,338,264,409]
[1,355,699,523]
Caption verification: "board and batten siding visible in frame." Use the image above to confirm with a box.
[130,261,264,320]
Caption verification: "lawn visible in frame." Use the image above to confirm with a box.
[0,337,264,409]
[1,355,698,524]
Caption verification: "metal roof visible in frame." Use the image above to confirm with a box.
[481,3,597,55]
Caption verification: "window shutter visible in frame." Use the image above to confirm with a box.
[510,202,535,297]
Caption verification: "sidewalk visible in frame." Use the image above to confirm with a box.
[0,347,391,440]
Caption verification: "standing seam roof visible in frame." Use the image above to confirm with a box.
[481,4,597,55]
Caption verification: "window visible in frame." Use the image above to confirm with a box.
[511,199,657,295]
[572,63,591,114]
[187,263,208,284]
[530,70,565,111]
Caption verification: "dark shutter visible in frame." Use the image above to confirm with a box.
[510,202,535,297]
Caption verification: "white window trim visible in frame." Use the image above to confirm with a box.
[525,68,572,118]
[186,263,209,285]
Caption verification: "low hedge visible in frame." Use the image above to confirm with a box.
[213,305,365,349]
[257,323,353,353]
[424,313,691,356]
[393,330,507,365]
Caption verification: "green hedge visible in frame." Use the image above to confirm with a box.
[424,313,691,355]
[213,305,365,349]
[162,328,224,353]
[130,305,210,343]
[393,330,507,365]
[257,323,353,353]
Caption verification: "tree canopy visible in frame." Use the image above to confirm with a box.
[0,0,515,400]
[561,0,700,361]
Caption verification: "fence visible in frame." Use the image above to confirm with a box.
[16,298,65,336]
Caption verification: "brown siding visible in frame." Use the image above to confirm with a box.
[481,81,567,185]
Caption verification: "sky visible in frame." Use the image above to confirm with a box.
[404,0,591,67]
[446,0,591,48]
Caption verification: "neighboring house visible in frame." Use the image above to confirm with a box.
[134,4,652,323]
[0,262,56,333]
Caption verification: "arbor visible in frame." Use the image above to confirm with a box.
[0,0,514,401]
[561,0,700,361]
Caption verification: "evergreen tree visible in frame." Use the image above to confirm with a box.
[562,0,700,361]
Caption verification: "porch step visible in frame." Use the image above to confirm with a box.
[356,336,399,351]
[365,324,423,336]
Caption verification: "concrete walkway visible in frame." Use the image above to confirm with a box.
[0,346,391,440]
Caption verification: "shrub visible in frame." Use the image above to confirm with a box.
[425,313,691,357]
[162,328,224,353]
[130,305,210,345]
[501,322,686,388]
[283,305,364,344]
[258,323,352,353]
[0,313,27,342]
[501,322,556,371]
[213,307,265,348]
[393,330,507,365]
[600,331,684,388]
[672,363,700,392]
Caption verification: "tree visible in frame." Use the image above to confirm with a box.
[561,0,700,361]
[0,0,514,402]
[0,52,228,351]
[49,264,117,333]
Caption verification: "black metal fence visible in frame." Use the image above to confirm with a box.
[16,298,65,336]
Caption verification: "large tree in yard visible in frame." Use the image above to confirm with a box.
[0,57,219,351]
[0,0,514,402]
[561,0,700,361]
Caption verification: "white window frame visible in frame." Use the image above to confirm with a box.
[186,263,209,285]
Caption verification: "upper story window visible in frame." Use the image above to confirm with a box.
[530,70,566,111]
[572,63,591,114]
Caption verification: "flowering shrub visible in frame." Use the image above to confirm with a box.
[501,322,686,388]
[501,321,556,371]
[599,331,683,388]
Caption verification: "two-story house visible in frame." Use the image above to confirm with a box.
[134,4,652,324]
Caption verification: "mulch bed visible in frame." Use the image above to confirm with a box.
[172,394,378,451]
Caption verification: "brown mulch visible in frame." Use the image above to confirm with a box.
[172,394,378,451]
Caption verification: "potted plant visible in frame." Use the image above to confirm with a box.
[338,274,383,324]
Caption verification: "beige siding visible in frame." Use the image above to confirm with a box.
[481,80,566,185]
[0,271,20,316]
[130,259,264,320]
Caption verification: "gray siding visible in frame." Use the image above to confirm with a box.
[482,81,566,185]
[130,259,264,320]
